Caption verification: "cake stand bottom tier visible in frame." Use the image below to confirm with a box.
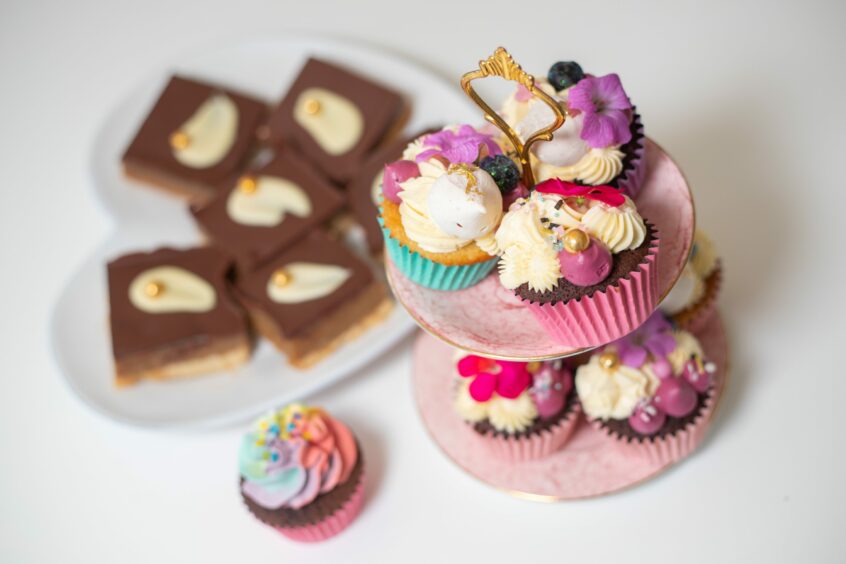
[412,311,729,501]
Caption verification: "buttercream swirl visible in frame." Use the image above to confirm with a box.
[575,352,659,420]
[690,230,718,279]
[453,379,538,433]
[667,330,705,374]
[581,196,646,253]
[239,404,358,511]
[534,146,625,186]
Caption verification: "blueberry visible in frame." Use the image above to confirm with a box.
[480,155,520,194]
[547,61,584,92]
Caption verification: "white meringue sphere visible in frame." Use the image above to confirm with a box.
[427,167,503,240]
[519,104,588,167]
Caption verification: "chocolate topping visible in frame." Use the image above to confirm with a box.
[241,449,364,528]
[266,58,405,183]
[471,388,578,440]
[122,75,267,197]
[516,222,656,305]
[233,230,374,338]
[107,246,249,360]
[191,149,344,268]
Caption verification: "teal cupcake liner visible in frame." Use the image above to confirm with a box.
[383,229,498,291]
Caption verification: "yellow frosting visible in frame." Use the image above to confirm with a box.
[581,197,647,253]
[575,352,659,420]
[667,330,705,374]
[453,379,490,422]
[498,245,560,292]
[534,146,625,186]
[691,230,719,278]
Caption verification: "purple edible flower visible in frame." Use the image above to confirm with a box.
[567,74,632,148]
[613,312,676,368]
[415,125,501,164]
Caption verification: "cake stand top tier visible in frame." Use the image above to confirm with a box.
[386,139,694,361]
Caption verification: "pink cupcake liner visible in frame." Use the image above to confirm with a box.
[592,391,715,466]
[617,114,646,199]
[527,234,660,348]
[477,403,582,462]
[274,473,365,543]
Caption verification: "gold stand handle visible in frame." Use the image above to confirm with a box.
[460,47,565,187]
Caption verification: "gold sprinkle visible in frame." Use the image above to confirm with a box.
[563,228,590,254]
[447,163,478,193]
[169,131,190,150]
[272,269,292,287]
[598,351,619,371]
[303,98,321,115]
[144,281,165,298]
[238,175,258,194]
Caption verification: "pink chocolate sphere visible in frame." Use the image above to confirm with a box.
[503,183,530,209]
[382,160,419,204]
[529,362,573,420]
[628,400,667,436]
[653,377,698,418]
[682,358,713,393]
[558,237,612,287]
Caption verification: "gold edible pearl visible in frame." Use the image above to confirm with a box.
[598,351,619,371]
[272,269,292,287]
[238,175,257,194]
[145,281,165,298]
[526,361,542,373]
[303,98,321,115]
[169,131,190,150]
[563,229,590,254]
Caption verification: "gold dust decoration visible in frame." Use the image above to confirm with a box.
[598,351,619,371]
[169,131,190,150]
[563,229,590,254]
[144,281,165,298]
[447,163,478,192]
[303,98,321,115]
[272,269,292,288]
[238,175,258,194]
[460,47,565,187]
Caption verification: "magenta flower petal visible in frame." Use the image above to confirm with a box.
[468,372,497,402]
[594,74,631,111]
[457,355,483,377]
[580,111,631,148]
[645,332,677,358]
[495,365,531,399]
[415,125,501,164]
[617,341,648,368]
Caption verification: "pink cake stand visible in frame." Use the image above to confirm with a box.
[412,311,728,501]
[387,139,695,360]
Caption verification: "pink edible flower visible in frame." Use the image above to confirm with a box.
[457,355,531,402]
[567,74,632,148]
[415,125,501,164]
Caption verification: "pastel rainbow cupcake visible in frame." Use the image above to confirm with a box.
[239,404,364,542]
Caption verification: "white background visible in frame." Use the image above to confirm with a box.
[2,0,845,562]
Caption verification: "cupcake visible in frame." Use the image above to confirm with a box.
[453,353,581,461]
[239,404,364,542]
[499,61,646,198]
[575,312,716,465]
[494,179,659,347]
[380,125,513,290]
[661,230,722,332]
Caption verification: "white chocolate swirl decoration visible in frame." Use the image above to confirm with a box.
[397,160,474,254]
[266,262,351,304]
[581,196,646,253]
[128,266,217,314]
[294,88,364,156]
[575,353,659,420]
[534,146,625,186]
[226,176,312,227]
[170,94,239,168]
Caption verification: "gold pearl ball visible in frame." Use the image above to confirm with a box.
[526,361,542,373]
[169,131,190,150]
[272,269,292,287]
[145,281,165,298]
[563,229,590,254]
[598,351,619,371]
[238,175,257,194]
[304,98,321,115]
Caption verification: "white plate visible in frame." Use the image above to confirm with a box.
[49,35,477,429]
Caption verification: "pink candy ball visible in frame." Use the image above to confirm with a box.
[628,400,667,436]
[558,237,612,287]
[502,183,530,209]
[653,377,698,418]
[382,160,419,204]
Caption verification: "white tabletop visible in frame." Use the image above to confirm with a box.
[2,1,844,561]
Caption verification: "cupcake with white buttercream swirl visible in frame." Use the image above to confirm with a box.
[661,230,722,332]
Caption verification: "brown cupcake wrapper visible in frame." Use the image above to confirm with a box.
[671,263,722,333]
